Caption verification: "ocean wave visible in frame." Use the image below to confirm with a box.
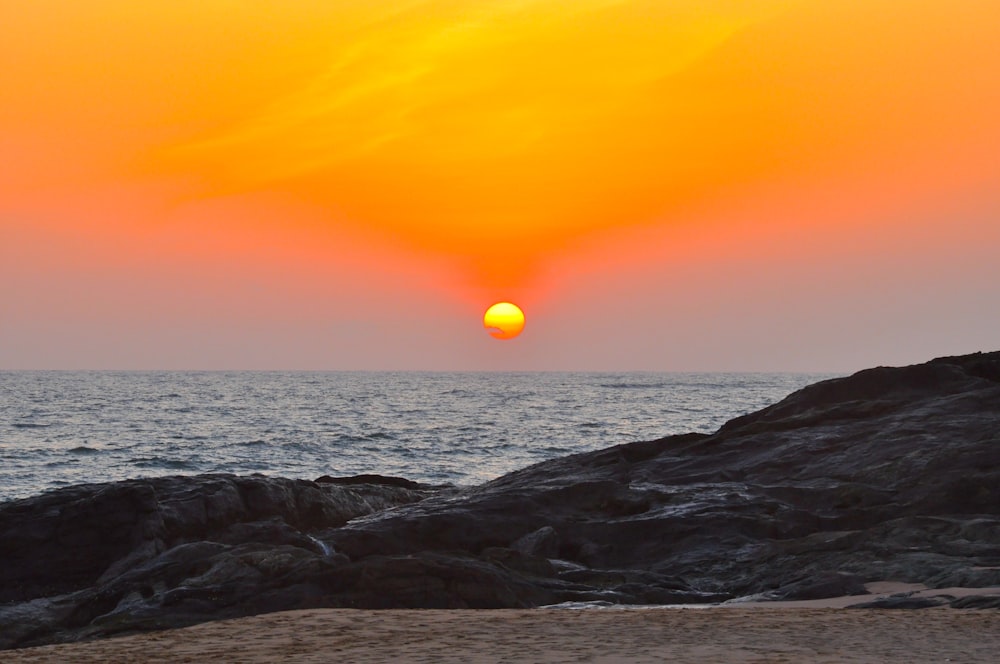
[280,441,319,453]
[169,434,210,441]
[597,383,670,390]
[13,422,51,429]
[334,432,396,444]
[68,446,100,454]
[130,457,200,470]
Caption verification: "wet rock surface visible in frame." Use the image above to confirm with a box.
[2,351,999,649]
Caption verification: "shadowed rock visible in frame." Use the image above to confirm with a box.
[2,351,999,649]
[848,595,951,609]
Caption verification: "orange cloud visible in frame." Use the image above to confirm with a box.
[143,1,794,287]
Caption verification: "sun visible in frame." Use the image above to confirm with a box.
[483,302,525,340]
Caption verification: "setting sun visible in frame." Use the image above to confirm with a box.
[484,302,525,340]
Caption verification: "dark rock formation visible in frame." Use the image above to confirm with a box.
[950,595,1000,609]
[848,595,952,609]
[0,475,436,647]
[2,351,999,649]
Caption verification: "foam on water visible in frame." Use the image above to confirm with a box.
[0,371,838,502]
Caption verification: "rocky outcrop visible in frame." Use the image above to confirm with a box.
[2,351,999,649]
[0,475,436,647]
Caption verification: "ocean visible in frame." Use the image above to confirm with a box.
[0,371,838,503]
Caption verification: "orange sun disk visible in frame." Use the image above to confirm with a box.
[483,302,525,340]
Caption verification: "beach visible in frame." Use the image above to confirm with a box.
[4,605,999,663]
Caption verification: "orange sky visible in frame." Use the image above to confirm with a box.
[2,0,998,370]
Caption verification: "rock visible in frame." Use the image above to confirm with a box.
[2,350,1000,649]
[0,475,433,649]
[325,552,556,609]
[769,572,868,601]
[950,595,1000,609]
[848,595,952,609]
[481,547,556,577]
[512,526,560,558]
[314,474,435,491]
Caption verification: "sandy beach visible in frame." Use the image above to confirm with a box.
[4,603,999,664]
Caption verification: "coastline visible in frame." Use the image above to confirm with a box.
[3,351,999,653]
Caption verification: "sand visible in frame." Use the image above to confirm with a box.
[4,602,999,664]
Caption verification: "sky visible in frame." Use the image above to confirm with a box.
[1,0,998,371]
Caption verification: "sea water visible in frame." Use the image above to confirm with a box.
[0,371,837,502]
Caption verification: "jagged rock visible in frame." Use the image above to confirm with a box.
[2,351,1000,649]
[0,475,433,648]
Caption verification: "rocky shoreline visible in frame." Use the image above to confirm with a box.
[2,351,999,649]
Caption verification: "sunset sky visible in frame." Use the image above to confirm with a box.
[2,0,997,371]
